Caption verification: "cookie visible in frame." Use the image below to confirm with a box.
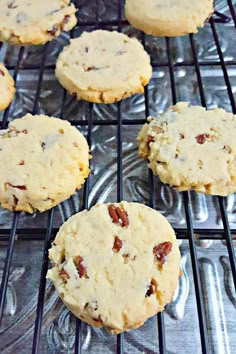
[0,63,15,111]
[47,201,181,334]
[0,0,77,45]
[55,30,152,104]
[138,102,236,196]
[125,0,214,36]
[0,114,90,213]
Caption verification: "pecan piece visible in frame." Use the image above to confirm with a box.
[15,129,28,135]
[108,204,129,227]
[145,279,157,297]
[112,236,122,253]
[223,145,232,154]
[59,269,70,281]
[18,160,24,165]
[85,66,106,72]
[147,135,154,144]
[92,316,103,326]
[63,15,71,25]
[180,133,185,140]
[7,183,27,190]
[47,25,58,36]
[122,253,136,264]
[195,134,210,144]
[153,242,172,266]
[0,69,5,76]
[75,256,89,278]
[12,195,18,210]
[8,1,17,9]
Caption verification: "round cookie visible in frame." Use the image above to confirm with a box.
[55,30,152,104]
[138,102,236,196]
[0,63,15,111]
[47,201,181,334]
[0,114,90,213]
[0,0,77,45]
[125,0,214,37]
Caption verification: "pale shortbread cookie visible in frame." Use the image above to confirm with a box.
[0,114,90,213]
[138,102,236,196]
[0,63,15,111]
[47,202,181,334]
[55,30,152,104]
[125,0,214,36]
[0,0,77,45]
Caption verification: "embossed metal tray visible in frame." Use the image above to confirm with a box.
[0,0,236,353]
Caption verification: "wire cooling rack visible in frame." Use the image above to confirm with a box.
[0,0,236,353]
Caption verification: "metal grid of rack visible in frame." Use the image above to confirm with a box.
[0,0,236,353]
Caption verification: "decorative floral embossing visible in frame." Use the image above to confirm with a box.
[0,266,25,316]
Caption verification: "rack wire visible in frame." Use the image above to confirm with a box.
[0,0,236,353]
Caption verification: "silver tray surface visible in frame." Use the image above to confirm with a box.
[0,0,236,353]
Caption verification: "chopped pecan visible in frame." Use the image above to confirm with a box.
[85,66,106,72]
[12,195,18,210]
[147,135,154,144]
[47,25,58,36]
[7,183,26,190]
[108,204,129,227]
[59,269,70,281]
[112,236,122,253]
[75,256,89,278]
[195,134,210,144]
[180,133,185,140]
[153,242,172,266]
[8,1,17,9]
[92,316,103,325]
[0,69,5,76]
[86,66,96,72]
[15,129,27,135]
[145,279,157,297]
[223,145,232,154]
[63,15,71,25]
[18,160,24,165]
[122,253,136,264]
